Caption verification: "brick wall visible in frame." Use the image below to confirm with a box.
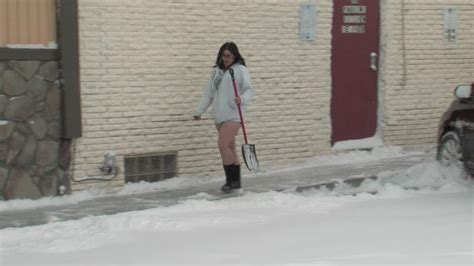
[72,0,473,191]
[72,0,333,191]
[380,0,473,147]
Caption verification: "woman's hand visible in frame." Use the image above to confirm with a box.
[235,96,241,105]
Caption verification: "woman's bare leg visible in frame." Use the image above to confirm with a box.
[215,122,241,165]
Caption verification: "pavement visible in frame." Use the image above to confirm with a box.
[0,151,433,229]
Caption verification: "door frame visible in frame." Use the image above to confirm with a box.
[331,0,385,151]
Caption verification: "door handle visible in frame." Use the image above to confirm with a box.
[370,52,377,71]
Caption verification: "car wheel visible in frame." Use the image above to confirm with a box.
[437,131,464,168]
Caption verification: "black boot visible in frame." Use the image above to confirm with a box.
[232,164,241,189]
[221,164,233,192]
[221,164,241,193]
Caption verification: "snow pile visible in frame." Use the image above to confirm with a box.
[379,161,471,191]
[116,174,220,196]
[331,135,384,151]
[0,189,111,212]
[290,146,424,171]
[306,145,421,166]
[306,160,472,197]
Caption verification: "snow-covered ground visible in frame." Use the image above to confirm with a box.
[0,147,473,265]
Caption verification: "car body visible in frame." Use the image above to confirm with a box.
[437,83,474,175]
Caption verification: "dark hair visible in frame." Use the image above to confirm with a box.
[214,41,246,69]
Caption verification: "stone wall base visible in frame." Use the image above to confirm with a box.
[0,60,70,200]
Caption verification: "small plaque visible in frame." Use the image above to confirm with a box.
[342,25,366,33]
[343,15,366,23]
[343,5,367,14]
[300,4,316,40]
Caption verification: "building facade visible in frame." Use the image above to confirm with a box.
[0,0,472,199]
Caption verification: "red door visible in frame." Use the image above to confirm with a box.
[331,0,380,145]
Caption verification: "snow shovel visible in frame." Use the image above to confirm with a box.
[229,68,259,172]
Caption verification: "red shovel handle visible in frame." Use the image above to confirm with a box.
[229,68,249,144]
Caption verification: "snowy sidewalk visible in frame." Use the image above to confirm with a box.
[0,149,433,229]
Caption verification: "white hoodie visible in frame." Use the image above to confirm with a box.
[195,63,254,123]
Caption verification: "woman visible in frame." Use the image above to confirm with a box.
[193,42,254,192]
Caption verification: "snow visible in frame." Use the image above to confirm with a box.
[0,147,473,265]
[332,135,384,151]
[5,41,58,49]
[0,146,413,212]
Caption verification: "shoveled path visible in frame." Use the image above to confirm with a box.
[0,152,432,229]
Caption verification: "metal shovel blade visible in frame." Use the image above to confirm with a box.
[242,144,259,172]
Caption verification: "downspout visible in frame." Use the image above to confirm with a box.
[400,0,407,90]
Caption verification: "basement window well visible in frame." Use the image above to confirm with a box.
[124,152,177,183]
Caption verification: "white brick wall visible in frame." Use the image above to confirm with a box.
[72,0,333,191]
[380,0,474,147]
[71,0,473,191]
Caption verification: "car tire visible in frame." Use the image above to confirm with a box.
[437,131,464,168]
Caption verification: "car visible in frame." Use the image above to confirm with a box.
[437,83,474,176]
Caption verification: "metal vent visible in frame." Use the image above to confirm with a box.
[124,152,177,183]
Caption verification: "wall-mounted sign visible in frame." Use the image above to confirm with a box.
[343,5,367,14]
[341,5,367,33]
[342,25,366,33]
[343,15,366,23]
[300,4,316,41]
[444,7,458,42]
